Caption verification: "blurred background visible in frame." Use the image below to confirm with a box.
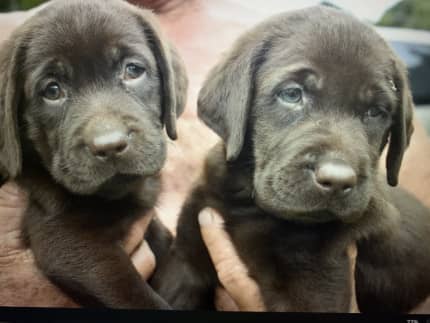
[2,0,429,133]
[0,0,429,311]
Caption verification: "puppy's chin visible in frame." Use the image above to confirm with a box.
[256,196,369,224]
[268,206,367,224]
[50,148,166,196]
[55,172,144,197]
[51,160,161,197]
[94,174,143,199]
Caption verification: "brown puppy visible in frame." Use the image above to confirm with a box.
[0,0,187,308]
[151,6,430,312]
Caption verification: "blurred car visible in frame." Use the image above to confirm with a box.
[375,26,430,133]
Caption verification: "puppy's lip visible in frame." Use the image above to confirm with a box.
[270,207,363,224]
[100,173,143,186]
[64,171,144,195]
[255,189,365,223]
[277,210,338,224]
[94,173,143,198]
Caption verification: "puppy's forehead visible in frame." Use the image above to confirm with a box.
[260,7,395,91]
[24,0,155,74]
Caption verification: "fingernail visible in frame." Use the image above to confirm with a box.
[198,208,224,227]
[198,208,213,226]
[212,211,225,226]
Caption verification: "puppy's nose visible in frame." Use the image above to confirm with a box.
[87,131,129,159]
[314,159,357,194]
[84,117,131,159]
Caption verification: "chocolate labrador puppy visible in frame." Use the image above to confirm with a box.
[0,0,187,308]
[151,6,430,312]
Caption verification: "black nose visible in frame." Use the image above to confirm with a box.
[314,159,357,194]
[87,131,129,159]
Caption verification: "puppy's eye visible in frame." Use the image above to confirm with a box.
[43,82,63,101]
[278,87,303,104]
[365,106,385,118]
[124,63,146,80]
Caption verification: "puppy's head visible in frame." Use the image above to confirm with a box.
[0,0,187,196]
[198,7,413,222]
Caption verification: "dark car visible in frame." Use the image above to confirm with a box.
[376,26,430,132]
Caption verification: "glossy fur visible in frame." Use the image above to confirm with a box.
[151,6,430,312]
[0,0,187,308]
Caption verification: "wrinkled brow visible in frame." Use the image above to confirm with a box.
[360,82,397,112]
[113,42,157,72]
[260,63,321,94]
[24,59,71,97]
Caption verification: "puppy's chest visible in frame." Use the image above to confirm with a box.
[21,176,152,245]
[224,212,351,284]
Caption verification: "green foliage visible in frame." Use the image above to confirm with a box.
[378,0,430,31]
[0,0,48,12]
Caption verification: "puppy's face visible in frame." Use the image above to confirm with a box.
[251,25,400,221]
[198,7,414,223]
[0,0,187,197]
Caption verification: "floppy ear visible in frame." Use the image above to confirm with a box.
[0,36,26,181]
[134,8,188,140]
[386,58,414,186]
[197,34,270,161]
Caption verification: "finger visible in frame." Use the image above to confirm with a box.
[215,287,239,311]
[347,243,359,313]
[347,242,357,260]
[199,208,265,311]
[122,211,154,255]
[0,182,28,246]
[410,296,430,314]
[0,181,27,209]
[131,240,156,280]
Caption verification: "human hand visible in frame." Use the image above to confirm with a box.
[0,181,156,307]
[198,208,265,311]
[347,243,359,313]
[199,208,360,312]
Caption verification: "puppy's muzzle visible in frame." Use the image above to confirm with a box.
[254,115,373,221]
[84,117,131,160]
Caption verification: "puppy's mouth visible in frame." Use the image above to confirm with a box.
[53,159,150,196]
[52,138,166,195]
[269,208,361,224]
[254,159,371,223]
[256,191,366,224]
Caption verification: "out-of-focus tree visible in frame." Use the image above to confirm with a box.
[320,1,342,10]
[378,0,430,31]
[0,0,47,12]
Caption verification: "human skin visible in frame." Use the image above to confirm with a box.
[0,0,429,312]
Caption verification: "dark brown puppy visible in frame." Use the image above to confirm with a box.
[0,0,187,308]
[151,6,430,312]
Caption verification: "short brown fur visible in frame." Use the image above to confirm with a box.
[152,6,430,312]
[0,0,187,308]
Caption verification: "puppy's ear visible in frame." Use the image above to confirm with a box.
[197,35,270,161]
[386,58,414,186]
[0,36,26,180]
[134,9,188,140]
